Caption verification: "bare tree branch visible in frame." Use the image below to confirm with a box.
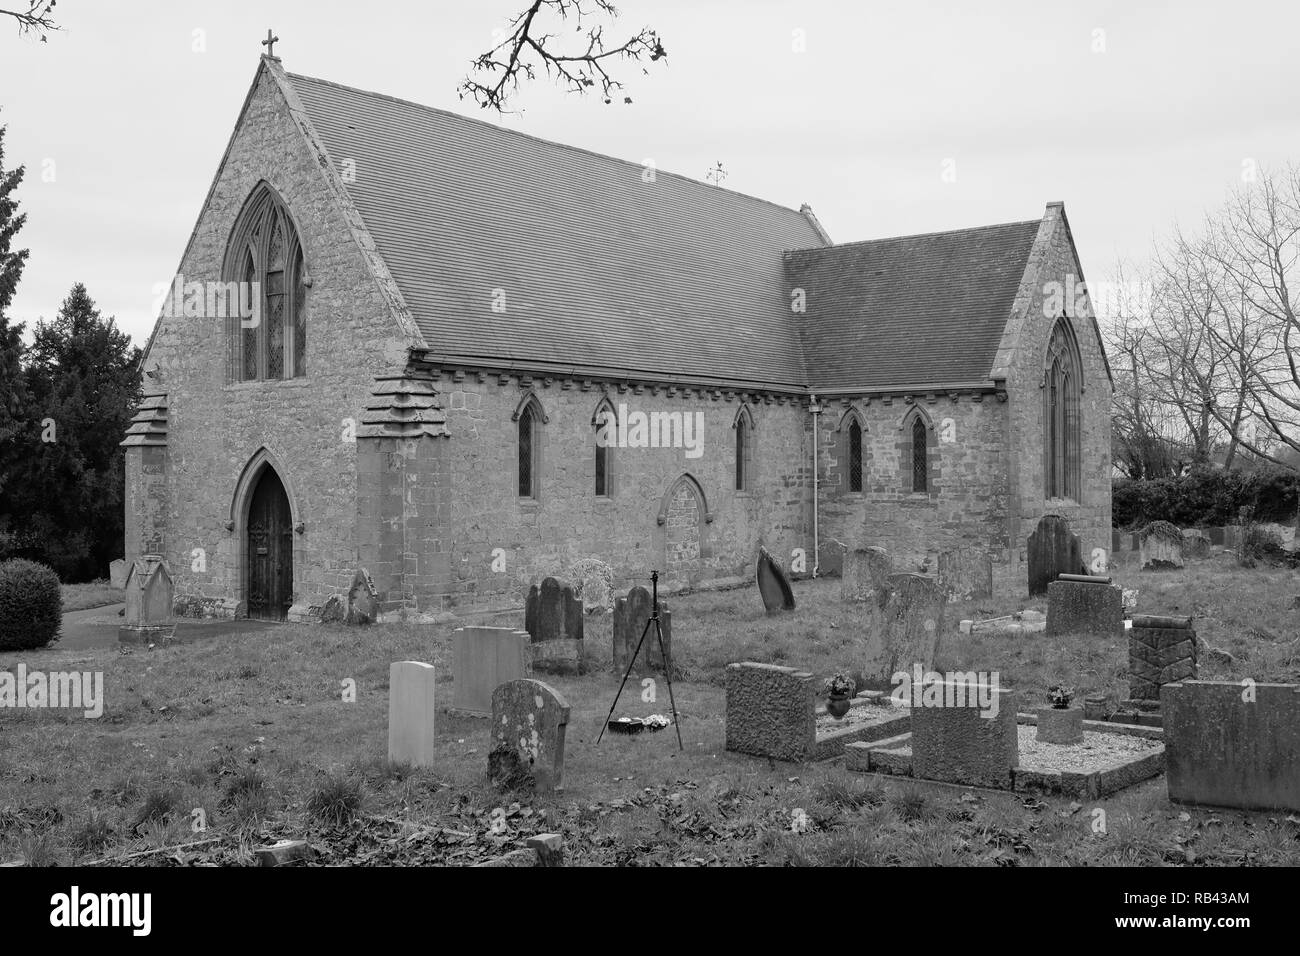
[460,0,666,111]
[1,1,59,41]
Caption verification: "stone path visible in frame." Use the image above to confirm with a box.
[54,603,279,650]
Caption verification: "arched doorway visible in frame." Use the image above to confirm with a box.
[246,467,293,620]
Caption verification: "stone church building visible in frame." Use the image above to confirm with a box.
[123,54,1112,622]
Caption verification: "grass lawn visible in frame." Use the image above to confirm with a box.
[60,579,122,612]
[2,551,1299,866]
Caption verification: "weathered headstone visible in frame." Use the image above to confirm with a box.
[842,546,893,604]
[724,662,815,761]
[1163,680,1300,812]
[819,538,848,578]
[388,661,437,768]
[109,558,128,590]
[863,573,944,687]
[1128,614,1196,702]
[1138,521,1184,570]
[488,679,570,791]
[319,594,346,623]
[1045,580,1124,636]
[567,557,615,612]
[1181,528,1211,559]
[756,546,795,613]
[525,576,584,674]
[612,586,674,677]
[937,548,993,602]
[1111,530,1121,554]
[1027,515,1081,596]
[1208,526,1225,546]
[910,682,1019,789]
[347,569,378,625]
[119,555,175,645]
[451,626,531,716]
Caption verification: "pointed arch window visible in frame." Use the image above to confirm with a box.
[848,419,864,492]
[1044,319,1083,501]
[911,417,929,493]
[593,398,617,497]
[226,184,307,382]
[734,405,756,492]
[514,393,546,500]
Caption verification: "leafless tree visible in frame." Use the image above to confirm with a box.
[1,1,58,41]
[461,0,666,111]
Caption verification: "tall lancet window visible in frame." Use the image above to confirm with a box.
[226,183,307,382]
[1044,319,1083,501]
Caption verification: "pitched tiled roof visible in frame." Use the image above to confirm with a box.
[288,72,825,389]
[785,221,1042,391]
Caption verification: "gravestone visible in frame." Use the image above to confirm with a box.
[819,538,848,577]
[388,661,437,768]
[1163,680,1300,812]
[109,558,128,590]
[1111,530,1121,554]
[1128,614,1197,703]
[756,546,795,613]
[451,626,531,716]
[842,546,893,604]
[1138,521,1183,570]
[937,548,993,602]
[910,682,1019,789]
[525,576,584,674]
[1181,529,1211,559]
[612,586,674,677]
[1045,580,1124,636]
[119,555,175,645]
[566,557,615,612]
[1027,515,1081,596]
[724,662,815,761]
[347,569,378,625]
[488,679,570,792]
[862,573,944,687]
[1208,527,1225,546]
[319,594,346,623]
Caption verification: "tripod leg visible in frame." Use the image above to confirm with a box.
[653,618,684,751]
[596,613,656,744]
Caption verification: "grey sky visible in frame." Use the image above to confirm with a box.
[2,0,1298,345]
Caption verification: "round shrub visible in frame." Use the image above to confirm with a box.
[0,559,63,651]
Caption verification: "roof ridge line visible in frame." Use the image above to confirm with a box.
[285,70,811,223]
[787,217,1042,254]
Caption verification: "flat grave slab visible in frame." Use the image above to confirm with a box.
[811,700,911,760]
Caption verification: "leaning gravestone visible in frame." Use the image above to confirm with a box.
[1138,521,1184,570]
[119,555,175,645]
[451,626,531,716]
[612,585,674,677]
[525,576,584,674]
[724,662,815,761]
[489,679,570,792]
[910,682,1018,789]
[347,569,378,625]
[1027,515,1081,596]
[109,558,128,590]
[388,661,437,768]
[756,546,795,613]
[1163,680,1300,812]
[937,548,993,602]
[842,546,893,604]
[862,573,944,687]
[1045,580,1124,636]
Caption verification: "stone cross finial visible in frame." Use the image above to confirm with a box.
[262,29,279,58]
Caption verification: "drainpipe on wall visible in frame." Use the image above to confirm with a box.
[810,393,822,577]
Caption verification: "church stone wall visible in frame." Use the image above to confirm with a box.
[1003,213,1113,573]
[136,66,410,615]
[429,373,812,613]
[815,394,1015,591]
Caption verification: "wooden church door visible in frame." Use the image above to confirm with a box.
[247,468,293,620]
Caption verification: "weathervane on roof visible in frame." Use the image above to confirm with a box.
[705,161,728,186]
[262,29,280,59]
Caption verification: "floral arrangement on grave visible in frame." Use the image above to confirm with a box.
[823,672,856,719]
[1047,684,1075,709]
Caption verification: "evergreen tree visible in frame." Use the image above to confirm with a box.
[15,283,141,579]
[0,113,31,555]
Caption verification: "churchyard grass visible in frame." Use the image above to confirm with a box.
[60,579,121,612]
[2,552,1298,865]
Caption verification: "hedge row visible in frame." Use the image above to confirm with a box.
[1113,468,1300,529]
